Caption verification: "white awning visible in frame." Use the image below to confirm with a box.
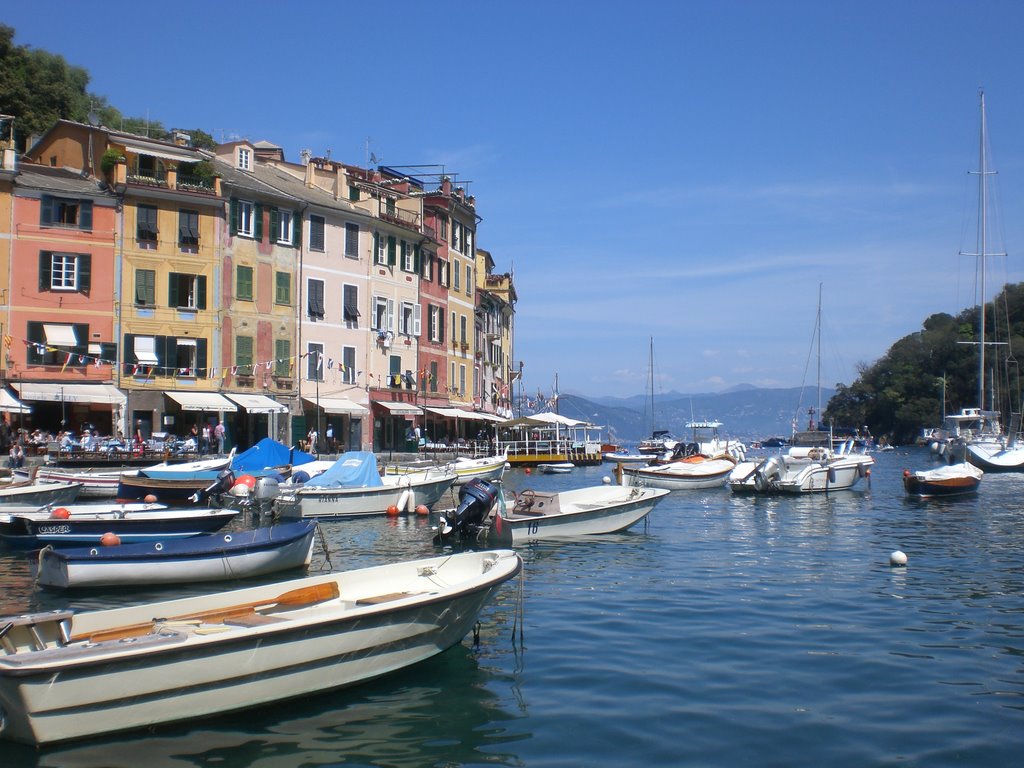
[424,406,495,421]
[0,389,31,414]
[226,393,287,414]
[375,401,423,415]
[134,336,159,365]
[119,137,202,164]
[43,324,78,347]
[165,391,237,412]
[304,396,368,415]
[12,382,125,405]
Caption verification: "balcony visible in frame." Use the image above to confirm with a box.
[379,205,422,233]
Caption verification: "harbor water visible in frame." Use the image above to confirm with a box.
[2,447,1022,767]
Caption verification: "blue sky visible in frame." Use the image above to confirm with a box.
[6,1,1024,400]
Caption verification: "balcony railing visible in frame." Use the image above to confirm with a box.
[379,205,421,232]
[176,173,215,192]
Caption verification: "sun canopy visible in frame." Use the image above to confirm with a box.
[303,396,368,415]
[165,391,237,412]
[301,451,382,489]
[375,401,422,415]
[13,382,125,405]
[0,388,31,414]
[226,394,287,414]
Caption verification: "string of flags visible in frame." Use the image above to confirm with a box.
[18,338,439,385]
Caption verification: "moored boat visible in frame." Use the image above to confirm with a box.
[0,548,521,746]
[902,462,983,498]
[33,520,319,589]
[537,462,574,474]
[619,454,736,490]
[0,480,82,507]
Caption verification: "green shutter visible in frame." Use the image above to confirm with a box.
[39,252,52,292]
[387,235,396,266]
[197,276,207,310]
[229,198,239,235]
[79,201,93,231]
[78,254,91,295]
[292,210,302,246]
[270,207,279,242]
[414,244,421,273]
[168,274,179,308]
[254,203,264,242]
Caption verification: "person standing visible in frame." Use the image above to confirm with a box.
[214,420,226,454]
[201,423,211,455]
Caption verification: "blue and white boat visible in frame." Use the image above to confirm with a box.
[0,508,238,548]
[33,520,319,589]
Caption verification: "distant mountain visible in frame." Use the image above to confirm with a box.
[543,387,836,444]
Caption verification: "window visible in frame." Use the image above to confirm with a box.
[348,184,360,202]
[307,278,325,320]
[168,273,207,310]
[452,221,462,252]
[307,342,324,381]
[429,305,443,343]
[454,259,460,291]
[439,216,448,241]
[342,346,356,384]
[275,271,291,305]
[236,335,254,367]
[238,147,251,171]
[274,338,291,377]
[272,209,293,244]
[343,284,360,326]
[135,269,156,306]
[421,251,434,281]
[178,209,199,248]
[40,195,92,230]
[374,232,387,265]
[399,301,421,337]
[401,241,415,272]
[430,361,439,393]
[373,296,394,332]
[175,337,198,375]
[137,204,158,243]
[459,364,466,396]
[344,223,359,258]
[237,200,254,237]
[460,315,468,344]
[134,336,159,365]
[236,265,253,301]
[387,235,396,266]
[27,321,88,365]
[39,252,90,293]
[465,264,473,295]
[309,215,325,251]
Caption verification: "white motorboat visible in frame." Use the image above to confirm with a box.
[537,462,574,474]
[0,549,521,746]
[13,466,125,499]
[729,441,873,494]
[435,480,669,545]
[0,507,238,547]
[274,451,456,519]
[0,480,82,507]
[619,454,736,490]
[385,452,508,486]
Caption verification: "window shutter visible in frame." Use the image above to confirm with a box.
[439,311,445,343]
[413,303,421,336]
[78,254,91,295]
[387,235,396,266]
[168,274,179,308]
[38,252,52,291]
[197,276,207,309]
[292,211,302,246]
[73,323,89,357]
[229,198,239,235]
[197,338,208,376]
[40,196,54,226]
[386,298,395,331]
[373,231,379,261]
[414,244,421,273]
[79,201,93,231]
[163,336,176,374]
[254,203,264,242]
[270,207,279,241]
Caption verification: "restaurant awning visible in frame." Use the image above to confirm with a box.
[304,396,368,415]
[226,393,287,414]
[0,388,31,414]
[164,391,238,412]
[424,406,498,421]
[12,382,126,405]
[375,401,423,415]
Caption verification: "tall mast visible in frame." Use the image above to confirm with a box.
[649,336,655,435]
[979,90,988,409]
[816,283,822,424]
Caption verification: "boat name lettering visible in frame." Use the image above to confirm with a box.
[38,524,72,534]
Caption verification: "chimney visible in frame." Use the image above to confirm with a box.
[172,131,191,147]
[300,149,311,166]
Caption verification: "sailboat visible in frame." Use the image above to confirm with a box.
[959,91,1024,472]
[637,337,678,455]
[729,286,874,493]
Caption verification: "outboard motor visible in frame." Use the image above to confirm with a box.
[246,475,281,517]
[190,469,235,504]
[435,478,499,544]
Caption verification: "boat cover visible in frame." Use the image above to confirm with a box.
[233,439,316,474]
[301,451,383,489]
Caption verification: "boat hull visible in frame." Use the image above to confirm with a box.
[903,463,983,498]
[620,458,734,490]
[488,486,669,544]
[1,509,238,547]
[14,468,122,499]
[275,473,456,519]
[965,440,1024,472]
[0,549,521,746]
[34,521,318,588]
[0,482,82,507]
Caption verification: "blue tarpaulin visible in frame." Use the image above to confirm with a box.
[301,451,383,488]
[233,439,316,474]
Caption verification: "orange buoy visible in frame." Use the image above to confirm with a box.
[100,532,121,547]
[902,469,910,477]
[415,504,429,516]
[386,504,400,516]
[235,474,257,489]
[144,494,158,503]
[51,507,71,519]
[525,468,532,475]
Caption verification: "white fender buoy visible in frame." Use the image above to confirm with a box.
[406,489,416,513]
[602,476,611,484]
[889,550,907,567]
[397,489,410,512]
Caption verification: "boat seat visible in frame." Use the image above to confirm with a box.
[356,591,425,605]
[0,610,74,653]
[224,612,288,627]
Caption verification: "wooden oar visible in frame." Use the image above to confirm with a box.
[72,581,340,643]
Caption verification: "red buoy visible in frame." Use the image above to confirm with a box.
[51,507,71,519]
[144,494,158,503]
[415,504,429,516]
[100,532,121,547]
[386,504,400,517]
